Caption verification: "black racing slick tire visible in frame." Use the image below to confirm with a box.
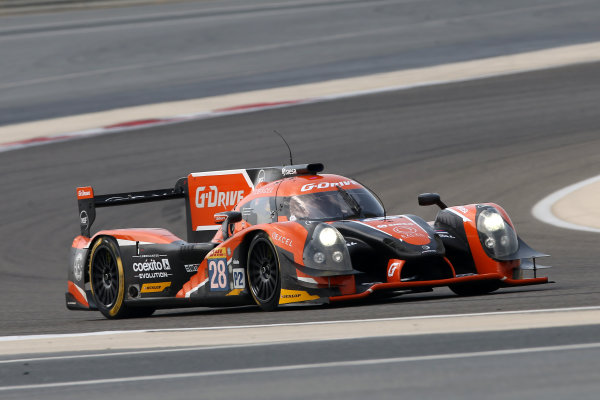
[449,281,501,296]
[89,237,127,319]
[247,233,281,311]
[89,237,154,319]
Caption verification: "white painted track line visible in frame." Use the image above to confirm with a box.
[2,342,600,391]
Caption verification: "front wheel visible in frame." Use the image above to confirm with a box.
[247,233,281,311]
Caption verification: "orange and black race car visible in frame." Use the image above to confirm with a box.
[66,163,550,319]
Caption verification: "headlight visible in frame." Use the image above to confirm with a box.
[313,252,326,264]
[332,251,344,263]
[480,210,504,232]
[476,207,518,259]
[319,227,338,247]
[302,224,352,272]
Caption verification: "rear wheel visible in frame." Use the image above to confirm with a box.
[247,233,281,311]
[449,281,500,296]
[89,237,154,319]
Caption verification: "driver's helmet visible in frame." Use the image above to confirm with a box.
[289,196,309,221]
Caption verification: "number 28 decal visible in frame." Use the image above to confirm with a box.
[208,258,228,291]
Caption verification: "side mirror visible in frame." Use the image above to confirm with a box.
[418,193,447,209]
[214,211,242,240]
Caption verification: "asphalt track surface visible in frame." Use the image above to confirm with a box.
[1,60,600,337]
[2,0,600,126]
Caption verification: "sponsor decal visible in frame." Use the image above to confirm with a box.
[255,185,274,194]
[421,245,437,255]
[457,206,469,214]
[140,282,171,293]
[233,268,245,289]
[226,288,243,296]
[136,271,171,279]
[300,180,356,192]
[271,232,293,247]
[282,167,297,176]
[208,247,227,258]
[133,259,171,271]
[214,214,227,223]
[345,241,357,247]
[257,169,266,183]
[386,260,403,282]
[435,230,455,239]
[79,210,89,228]
[362,217,431,245]
[377,222,413,228]
[132,255,173,280]
[279,289,320,304]
[73,252,84,281]
[76,186,94,199]
[392,225,427,239]
[387,263,400,277]
[184,263,200,273]
[196,186,245,209]
[187,170,254,230]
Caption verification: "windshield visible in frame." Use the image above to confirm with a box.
[278,188,385,221]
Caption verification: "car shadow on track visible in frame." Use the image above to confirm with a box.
[136,286,555,321]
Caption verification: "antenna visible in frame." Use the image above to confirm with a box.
[273,130,293,165]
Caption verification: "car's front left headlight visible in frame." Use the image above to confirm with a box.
[303,224,352,272]
[476,207,519,259]
[318,226,338,247]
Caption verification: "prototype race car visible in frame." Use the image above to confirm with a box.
[66,163,550,319]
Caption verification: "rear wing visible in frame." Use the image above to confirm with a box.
[76,179,187,238]
[76,163,323,242]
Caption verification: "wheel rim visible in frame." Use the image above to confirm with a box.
[92,247,118,308]
[249,240,278,303]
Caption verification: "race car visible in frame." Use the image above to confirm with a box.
[66,163,550,319]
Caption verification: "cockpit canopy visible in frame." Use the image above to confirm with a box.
[278,187,384,221]
[237,174,385,225]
